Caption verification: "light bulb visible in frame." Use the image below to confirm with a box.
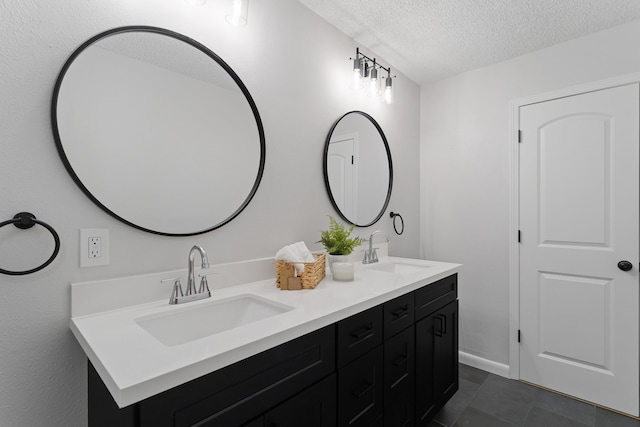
[369,68,378,97]
[384,77,393,104]
[352,58,363,89]
[226,0,248,27]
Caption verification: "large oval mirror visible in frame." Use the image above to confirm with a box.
[52,26,265,236]
[323,111,392,227]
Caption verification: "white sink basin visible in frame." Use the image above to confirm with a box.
[136,294,294,346]
[366,260,431,275]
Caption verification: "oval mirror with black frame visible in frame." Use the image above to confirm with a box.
[52,26,265,236]
[323,111,392,227]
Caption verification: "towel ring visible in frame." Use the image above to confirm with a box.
[0,212,61,275]
[390,212,404,235]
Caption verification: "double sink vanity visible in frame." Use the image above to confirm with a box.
[71,256,460,426]
[54,24,461,427]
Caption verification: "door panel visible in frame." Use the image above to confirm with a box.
[538,114,610,246]
[519,83,639,416]
[538,272,611,370]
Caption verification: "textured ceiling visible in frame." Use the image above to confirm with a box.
[298,0,640,85]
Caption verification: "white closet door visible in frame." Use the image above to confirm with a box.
[519,83,639,416]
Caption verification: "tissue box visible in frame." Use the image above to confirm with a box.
[276,253,326,290]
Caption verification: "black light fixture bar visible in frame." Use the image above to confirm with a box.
[351,47,392,77]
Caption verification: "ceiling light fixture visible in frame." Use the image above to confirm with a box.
[226,0,248,27]
[350,47,395,104]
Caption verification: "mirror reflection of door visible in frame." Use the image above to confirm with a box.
[327,134,358,220]
[323,111,392,227]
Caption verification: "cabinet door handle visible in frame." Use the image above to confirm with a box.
[393,354,408,366]
[352,382,374,398]
[351,324,374,340]
[435,315,444,337]
[441,314,447,334]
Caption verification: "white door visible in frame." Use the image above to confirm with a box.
[519,83,639,416]
[327,136,357,219]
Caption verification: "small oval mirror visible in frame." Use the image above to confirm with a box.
[323,111,393,227]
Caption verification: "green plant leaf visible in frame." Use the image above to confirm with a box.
[316,215,363,255]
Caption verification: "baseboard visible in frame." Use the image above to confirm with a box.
[459,351,510,378]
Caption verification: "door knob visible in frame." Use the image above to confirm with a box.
[618,260,633,271]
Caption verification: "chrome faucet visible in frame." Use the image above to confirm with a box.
[187,245,210,296]
[363,230,390,264]
[161,245,212,305]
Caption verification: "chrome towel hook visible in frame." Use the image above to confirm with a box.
[0,212,61,275]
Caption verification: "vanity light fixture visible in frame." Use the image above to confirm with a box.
[353,54,364,89]
[350,47,395,104]
[226,0,249,27]
[384,76,394,104]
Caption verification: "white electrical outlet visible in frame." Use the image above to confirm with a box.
[80,229,109,267]
[88,237,101,258]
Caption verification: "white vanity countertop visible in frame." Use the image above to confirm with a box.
[70,257,461,408]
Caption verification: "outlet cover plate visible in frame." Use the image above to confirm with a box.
[80,228,109,267]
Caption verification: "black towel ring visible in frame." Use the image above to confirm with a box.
[390,212,404,235]
[0,212,61,275]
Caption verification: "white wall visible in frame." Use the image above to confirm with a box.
[0,1,420,425]
[420,19,640,368]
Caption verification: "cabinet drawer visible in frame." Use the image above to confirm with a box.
[138,325,335,427]
[384,293,414,340]
[264,374,337,427]
[338,346,384,427]
[337,306,383,368]
[414,274,457,321]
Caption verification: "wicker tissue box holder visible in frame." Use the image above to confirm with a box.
[276,253,326,290]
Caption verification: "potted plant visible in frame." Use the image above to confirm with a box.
[318,215,363,280]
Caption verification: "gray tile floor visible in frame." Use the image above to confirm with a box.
[429,364,640,427]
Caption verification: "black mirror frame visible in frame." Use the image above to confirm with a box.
[51,26,266,236]
[322,110,393,227]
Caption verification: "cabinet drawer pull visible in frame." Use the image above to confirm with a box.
[352,382,374,398]
[350,324,374,340]
[391,306,409,319]
[393,354,408,366]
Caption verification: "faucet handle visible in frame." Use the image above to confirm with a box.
[161,277,182,286]
[161,277,183,305]
[197,269,216,294]
[197,267,217,277]
[370,248,379,263]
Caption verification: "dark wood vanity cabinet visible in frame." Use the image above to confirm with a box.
[415,275,459,426]
[88,274,458,427]
[89,325,336,427]
[336,275,457,427]
[337,306,385,426]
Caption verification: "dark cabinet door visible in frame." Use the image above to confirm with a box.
[415,315,436,426]
[264,374,336,427]
[415,300,458,426]
[384,325,415,427]
[434,300,458,406]
[338,346,384,427]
